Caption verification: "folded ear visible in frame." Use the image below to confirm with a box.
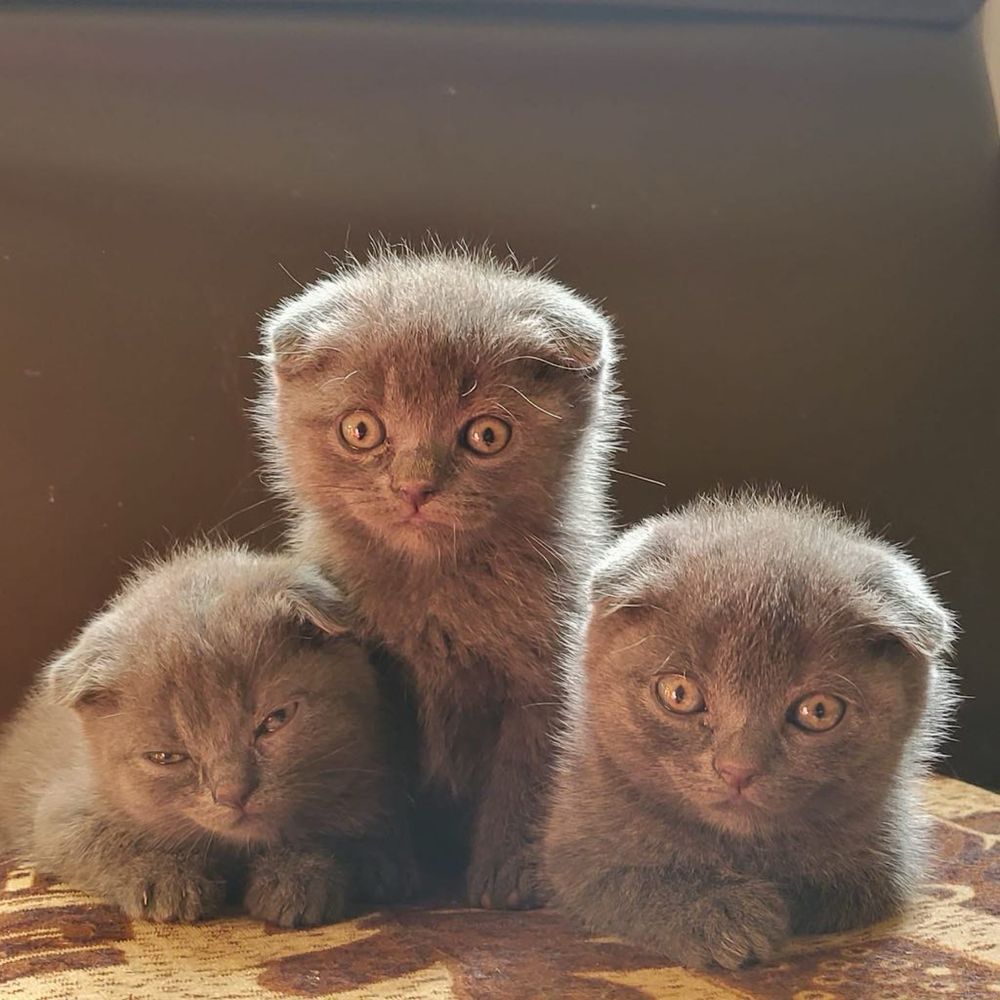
[520,290,616,376]
[859,548,957,661]
[590,518,674,620]
[259,283,345,381]
[283,566,355,638]
[44,618,121,715]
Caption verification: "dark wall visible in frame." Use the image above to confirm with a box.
[2,6,998,787]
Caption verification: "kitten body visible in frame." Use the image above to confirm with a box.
[256,246,621,906]
[543,494,958,968]
[0,545,411,926]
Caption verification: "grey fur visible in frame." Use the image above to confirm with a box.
[543,492,959,968]
[0,545,412,926]
[255,243,623,907]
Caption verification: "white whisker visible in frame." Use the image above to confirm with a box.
[498,383,563,420]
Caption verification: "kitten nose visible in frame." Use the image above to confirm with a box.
[395,481,437,511]
[212,783,253,811]
[714,760,759,792]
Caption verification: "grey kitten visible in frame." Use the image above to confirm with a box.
[0,545,411,926]
[543,493,958,968]
[255,244,622,907]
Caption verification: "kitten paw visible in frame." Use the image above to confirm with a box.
[245,849,347,928]
[110,860,224,923]
[466,844,547,910]
[673,880,789,970]
[352,845,420,903]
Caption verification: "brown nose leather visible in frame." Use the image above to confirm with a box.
[212,783,253,811]
[396,482,437,510]
[714,761,759,792]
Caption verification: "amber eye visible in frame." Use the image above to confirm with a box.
[144,751,188,765]
[788,693,846,732]
[256,702,299,738]
[654,674,706,715]
[463,416,512,456]
[338,410,385,451]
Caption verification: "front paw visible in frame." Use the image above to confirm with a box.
[672,880,789,970]
[106,857,224,923]
[467,841,546,910]
[245,848,347,928]
[351,843,420,904]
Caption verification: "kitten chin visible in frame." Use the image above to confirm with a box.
[544,490,959,969]
[0,544,416,926]
[255,242,623,908]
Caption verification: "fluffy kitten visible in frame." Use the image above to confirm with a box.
[0,545,410,926]
[543,493,958,968]
[255,245,621,907]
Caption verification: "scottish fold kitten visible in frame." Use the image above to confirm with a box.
[256,245,621,907]
[543,494,958,968]
[0,545,410,926]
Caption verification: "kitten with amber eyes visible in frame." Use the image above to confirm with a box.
[0,546,411,926]
[255,244,621,908]
[543,493,959,969]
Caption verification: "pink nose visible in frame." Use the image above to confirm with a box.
[714,761,759,792]
[396,482,436,511]
[212,783,252,811]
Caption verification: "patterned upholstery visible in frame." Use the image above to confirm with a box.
[1,776,997,999]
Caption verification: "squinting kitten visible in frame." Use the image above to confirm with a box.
[0,545,411,926]
[543,493,959,968]
[256,244,621,908]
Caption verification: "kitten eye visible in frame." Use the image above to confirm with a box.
[788,693,846,732]
[654,674,706,715]
[338,410,385,451]
[256,701,299,738]
[462,416,511,456]
[144,751,188,765]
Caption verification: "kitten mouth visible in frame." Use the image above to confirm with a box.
[207,809,273,838]
[713,790,762,810]
[396,511,450,530]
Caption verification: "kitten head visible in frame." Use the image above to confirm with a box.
[45,546,383,846]
[578,493,958,840]
[255,244,619,559]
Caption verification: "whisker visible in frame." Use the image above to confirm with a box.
[610,634,670,654]
[612,468,667,488]
[500,354,589,372]
[498,383,563,420]
[278,261,307,289]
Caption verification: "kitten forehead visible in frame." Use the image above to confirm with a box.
[591,492,954,675]
[260,244,615,373]
[56,545,354,707]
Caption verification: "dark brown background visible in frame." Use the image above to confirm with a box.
[2,4,998,787]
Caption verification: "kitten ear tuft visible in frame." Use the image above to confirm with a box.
[859,550,957,661]
[260,294,341,381]
[589,518,674,617]
[284,566,354,638]
[521,294,615,376]
[44,621,121,715]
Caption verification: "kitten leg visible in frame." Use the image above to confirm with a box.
[548,849,790,969]
[339,829,421,904]
[33,791,224,922]
[244,845,348,927]
[466,704,549,910]
[787,868,910,934]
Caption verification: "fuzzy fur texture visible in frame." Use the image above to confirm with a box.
[543,493,959,969]
[0,545,413,926]
[255,244,622,907]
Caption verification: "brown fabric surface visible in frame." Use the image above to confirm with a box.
[1,776,997,998]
